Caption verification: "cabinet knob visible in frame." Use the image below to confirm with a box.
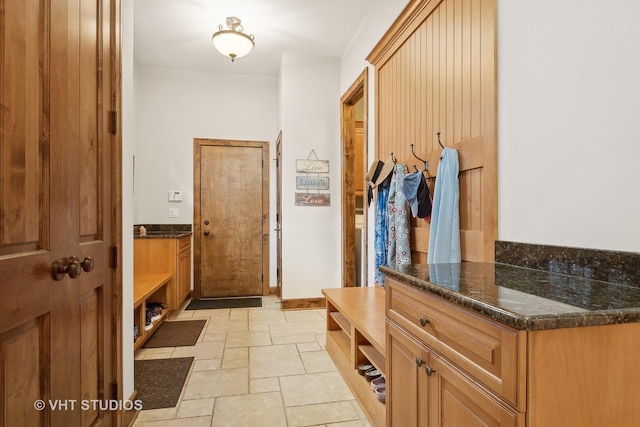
[415,357,424,367]
[425,365,435,376]
[419,316,430,327]
[203,230,210,236]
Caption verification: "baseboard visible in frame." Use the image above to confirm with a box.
[124,390,140,427]
[281,297,326,310]
[269,287,278,295]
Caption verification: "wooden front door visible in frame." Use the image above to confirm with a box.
[0,0,119,425]
[194,140,269,298]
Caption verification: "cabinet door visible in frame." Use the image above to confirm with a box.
[387,322,430,427]
[177,247,191,303]
[428,353,524,427]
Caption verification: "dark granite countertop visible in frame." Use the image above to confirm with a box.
[381,263,640,331]
[133,224,192,239]
[134,231,192,239]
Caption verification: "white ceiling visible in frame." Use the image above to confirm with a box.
[134,0,376,77]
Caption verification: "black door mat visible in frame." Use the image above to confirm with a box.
[142,319,206,348]
[186,297,262,310]
[134,357,193,410]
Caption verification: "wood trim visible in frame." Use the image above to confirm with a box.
[123,390,140,427]
[193,139,270,298]
[281,297,326,311]
[341,68,368,287]
[367,0,445,67]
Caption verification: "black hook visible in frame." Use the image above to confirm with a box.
[436,131,445,149]
[410,144,428,171]
[390,152,397,164]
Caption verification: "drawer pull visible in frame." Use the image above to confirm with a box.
[415,357,424,367]
[419,316,430,327]
[425,365,436,376]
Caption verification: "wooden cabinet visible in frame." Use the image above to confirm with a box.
[386,276,640,427]
[387,323,429,427]
[176,236,192,305]
[322,287,386,427]
[387,321,523,427]
[386,278,524,426]
[134,235,192,311]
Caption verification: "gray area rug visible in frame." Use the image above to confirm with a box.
[134,357,194,410]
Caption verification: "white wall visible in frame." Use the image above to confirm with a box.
[498,0,640,252]
[121,0,135,400]
[134,66,278,225]
[279,53,342,299]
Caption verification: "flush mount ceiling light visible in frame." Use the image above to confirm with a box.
[211,16,255,62]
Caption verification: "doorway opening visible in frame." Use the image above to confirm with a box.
[341,69,368,287]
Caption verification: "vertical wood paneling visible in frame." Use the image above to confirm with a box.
[454,0,463,143]
[368,0,496,262]
[470,0,482,136]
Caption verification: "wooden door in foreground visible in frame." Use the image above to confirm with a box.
[196,142,266,297]
[0,0,118,425]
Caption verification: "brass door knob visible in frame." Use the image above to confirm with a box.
[80,256,95,272]
[51,259,69,281]
[67,257,82,278]
[51,257,82,280]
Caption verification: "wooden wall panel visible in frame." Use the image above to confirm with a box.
[368,0,497,262]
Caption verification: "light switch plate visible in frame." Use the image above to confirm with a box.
[168,208,179,218]
[168,190,183,202]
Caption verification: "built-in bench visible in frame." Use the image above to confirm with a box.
[322,287,386,427]
[133,272,173,350]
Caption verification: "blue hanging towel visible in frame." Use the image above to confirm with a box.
[427,147,461,263]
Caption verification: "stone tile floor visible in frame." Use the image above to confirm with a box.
[133,296,373,427]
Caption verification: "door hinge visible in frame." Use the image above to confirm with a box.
[276,213,279,222]
[276,158,279,168]
[109,110,117,134]
[111,382,119,400]
[111,246,118,269]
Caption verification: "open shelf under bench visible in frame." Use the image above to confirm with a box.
[133,272,173,351]
[322,286,386,427]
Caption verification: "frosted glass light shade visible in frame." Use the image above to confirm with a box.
[212,30,255,61]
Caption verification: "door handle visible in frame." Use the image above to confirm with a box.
[274,228,281,232]
[51,257,82,280]
[80,256,95,272]
[204,230,210,236]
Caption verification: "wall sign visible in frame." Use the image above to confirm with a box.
[295,193,331,207]
[296,176,329,190]
[296,159,329,173]
[295,149,330,206]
